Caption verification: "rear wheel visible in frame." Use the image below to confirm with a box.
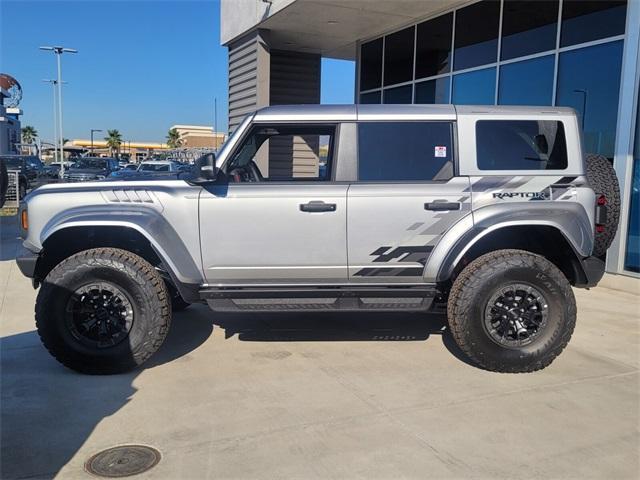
[447,249,576,373]
[36,248,171,374]
[585,153,620,256]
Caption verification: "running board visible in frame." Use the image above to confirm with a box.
[199,285,437,313]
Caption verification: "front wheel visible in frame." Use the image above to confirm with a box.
[447,249,576,373]
[36,248,171,374]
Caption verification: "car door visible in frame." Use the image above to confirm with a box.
[199,123,348,285]
[347,121,471,283]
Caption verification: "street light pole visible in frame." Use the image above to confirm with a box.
[42,79,60,164]
[90,129,102,155]
[40,46,77,178]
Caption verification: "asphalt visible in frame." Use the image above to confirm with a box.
[1,215,639,479]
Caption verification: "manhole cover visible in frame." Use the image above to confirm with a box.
[85,445,161,478]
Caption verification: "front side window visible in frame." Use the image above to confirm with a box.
[476,120,568,170]
[227,125,334,182]
[358,122,454,182]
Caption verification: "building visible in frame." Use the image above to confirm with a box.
[67,140,169,162]
[170,125,226,149]
[0,75,22,155]
[220,0,640,278]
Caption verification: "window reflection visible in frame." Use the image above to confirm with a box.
[454,1,500,71]
[416,13,452,79]
[384,27,414,86]
[561,1,627,47]
[556,41,623,159]
[360,38,383,91]
[499,55,554,105]
[452,68,496,105]
[415,78,450,104]
[360,91,381,104]
[383,85,412,104]
[501,0,558,60]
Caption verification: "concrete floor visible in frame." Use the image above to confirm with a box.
[1,215,639,479]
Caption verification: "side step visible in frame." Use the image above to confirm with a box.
[199,285,437,313]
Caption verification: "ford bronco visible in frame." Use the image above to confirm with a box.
[15,105,620,374]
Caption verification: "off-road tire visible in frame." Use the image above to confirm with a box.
[586,153,620,256]
[0,159,7,208]
[447,249,576,373]
[36,248,171,374]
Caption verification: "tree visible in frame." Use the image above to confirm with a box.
[21,126,38,144]
[105,129,123,157]
[166,128,183,148]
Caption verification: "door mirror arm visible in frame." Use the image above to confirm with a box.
[188,153,225,185]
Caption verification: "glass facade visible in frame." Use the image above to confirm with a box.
[498,55,554,106]
[625,96,640,272]
[452,68,496,105]
[415,78,450,104]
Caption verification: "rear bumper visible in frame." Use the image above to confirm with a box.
[576,256,605,288]
[16,245,38,279]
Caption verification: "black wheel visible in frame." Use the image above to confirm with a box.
[447,249,576,373]
[586,153,620,256]
[167,282,191,312]
[0,159,7,208]
[36,248,171,374]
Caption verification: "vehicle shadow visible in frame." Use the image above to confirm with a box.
[0,305,214,480]
[0,215,20,261]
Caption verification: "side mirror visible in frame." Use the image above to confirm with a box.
[191,153,220,183]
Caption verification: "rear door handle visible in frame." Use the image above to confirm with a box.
[300,201,337,213]
[424,201,461,211]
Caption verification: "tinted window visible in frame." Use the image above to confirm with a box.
[454,1,500,71]
[415,78,450,104]
[501,0,558,60]
[358,122,454,181]
[561,1,627,47]
[556,41,623,159]
[476,120,567,170]
[360,91,381,104]
[452,67,496,105]
[498,55,554,105]
[360,38,383,91]
[384,27,415,86]
[415,13,452,79]
[383,85,412,104]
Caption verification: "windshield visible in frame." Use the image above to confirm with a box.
[72,158,107,170]
[139,163,170,172]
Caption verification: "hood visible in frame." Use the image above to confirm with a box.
[65,168,108,176]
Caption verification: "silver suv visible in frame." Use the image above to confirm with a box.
[16,105,620,374]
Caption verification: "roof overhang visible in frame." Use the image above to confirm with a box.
[223,0,467,59]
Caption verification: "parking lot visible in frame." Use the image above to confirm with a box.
[1,214,638,479]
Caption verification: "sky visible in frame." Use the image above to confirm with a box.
[0,0,355,144]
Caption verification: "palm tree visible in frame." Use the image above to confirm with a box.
[105,129,123,157]
[21,126,38,144]
[166,128,183,148]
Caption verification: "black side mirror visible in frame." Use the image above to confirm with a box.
[191,153,220,184]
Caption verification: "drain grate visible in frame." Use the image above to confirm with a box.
[85,445,161,478]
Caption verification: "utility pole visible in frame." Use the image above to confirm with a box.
[42,79,61,164]
[40,46,77,177]
[90,129,102,155]
[214,97,218,149]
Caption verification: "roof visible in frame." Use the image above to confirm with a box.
[252,104,576,122]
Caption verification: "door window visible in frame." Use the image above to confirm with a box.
[357,122,454,182]
[227,125,335,182]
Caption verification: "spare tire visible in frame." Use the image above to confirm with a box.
[585,153,620,256]
[0,159,7,208]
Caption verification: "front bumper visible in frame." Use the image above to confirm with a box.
[16,245,38,279]
[576,256,605,288]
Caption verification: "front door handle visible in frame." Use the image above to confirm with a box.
[424,201,461,211]
[300,201,337,213]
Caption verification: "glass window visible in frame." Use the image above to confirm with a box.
[454,1,500,71]
[476,120,568,170]
[358,122,454,181]
[383,85,412,104]
[452,67,496,105]
[228,125,334,181]
[415,13,452,79]
[360,38,383,91]
[625,97,640,272]
[556,41,623,160]
[498,55,554,105]
[384,27,415,86]
[415,78,450,104]
[501,0,558,60]
[360,91,381,104]
[561,1,627,47]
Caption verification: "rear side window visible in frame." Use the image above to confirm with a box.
[476,120,568,170]
[358,122,454,181]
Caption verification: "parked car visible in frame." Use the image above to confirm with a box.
[44,161,74,178]
[16,104,620,375]
[0,155,45,198]
[63,157,119,182]
[109,160,184,180]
